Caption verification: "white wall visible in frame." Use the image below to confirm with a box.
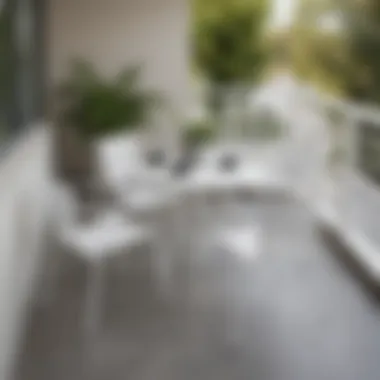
[0,127,52,380]
[48,0,191,114]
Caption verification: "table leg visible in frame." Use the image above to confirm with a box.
[149,212,173,298]
[84,260,104,339]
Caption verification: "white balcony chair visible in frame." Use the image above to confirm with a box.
[52,182,151,338]
[95,130,176,210]
[94,129,183,291]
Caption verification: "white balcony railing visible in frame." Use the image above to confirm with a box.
[308,90,380,260]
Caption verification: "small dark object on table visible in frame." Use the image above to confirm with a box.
[145,149,166,167]
[171,153,197,177]
[218,154,239,173]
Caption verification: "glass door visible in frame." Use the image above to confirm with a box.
[0,0,45,146]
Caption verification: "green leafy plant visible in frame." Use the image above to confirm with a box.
[193,0,268,85]
[193,0,268,117]
[183,119,215,150]
[58,59,159,139]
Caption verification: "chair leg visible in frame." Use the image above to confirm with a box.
[154,220,175,298]
[36,245,61,306]
[84,260,105,340]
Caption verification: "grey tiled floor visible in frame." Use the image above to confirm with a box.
[15,197,380,380]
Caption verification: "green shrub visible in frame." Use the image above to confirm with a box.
[193,0,268,85]
[58,59,159,139]
[193,0,269,118]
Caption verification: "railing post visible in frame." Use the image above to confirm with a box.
[339,105,358,230]
[347,107,359,174]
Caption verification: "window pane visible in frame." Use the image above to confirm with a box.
[0,0,44,146]
[0,0,12,141]
[358,121,380,186]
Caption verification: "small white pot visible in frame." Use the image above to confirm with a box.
[95,130,143,185]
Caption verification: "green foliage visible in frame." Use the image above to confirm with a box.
[342,0,380,103]
[338,0,380,185]
[287,0,350,95]
[290,0,380,182]
[193,0,269,85]
[183,119,215,149]
[292,0,380,101]
[58,59,159,139]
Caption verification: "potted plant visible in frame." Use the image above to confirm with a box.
[57,59,158,184]
[172,119,214,176]
[193,0,268,120]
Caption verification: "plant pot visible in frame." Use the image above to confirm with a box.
[95,130,142,181]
